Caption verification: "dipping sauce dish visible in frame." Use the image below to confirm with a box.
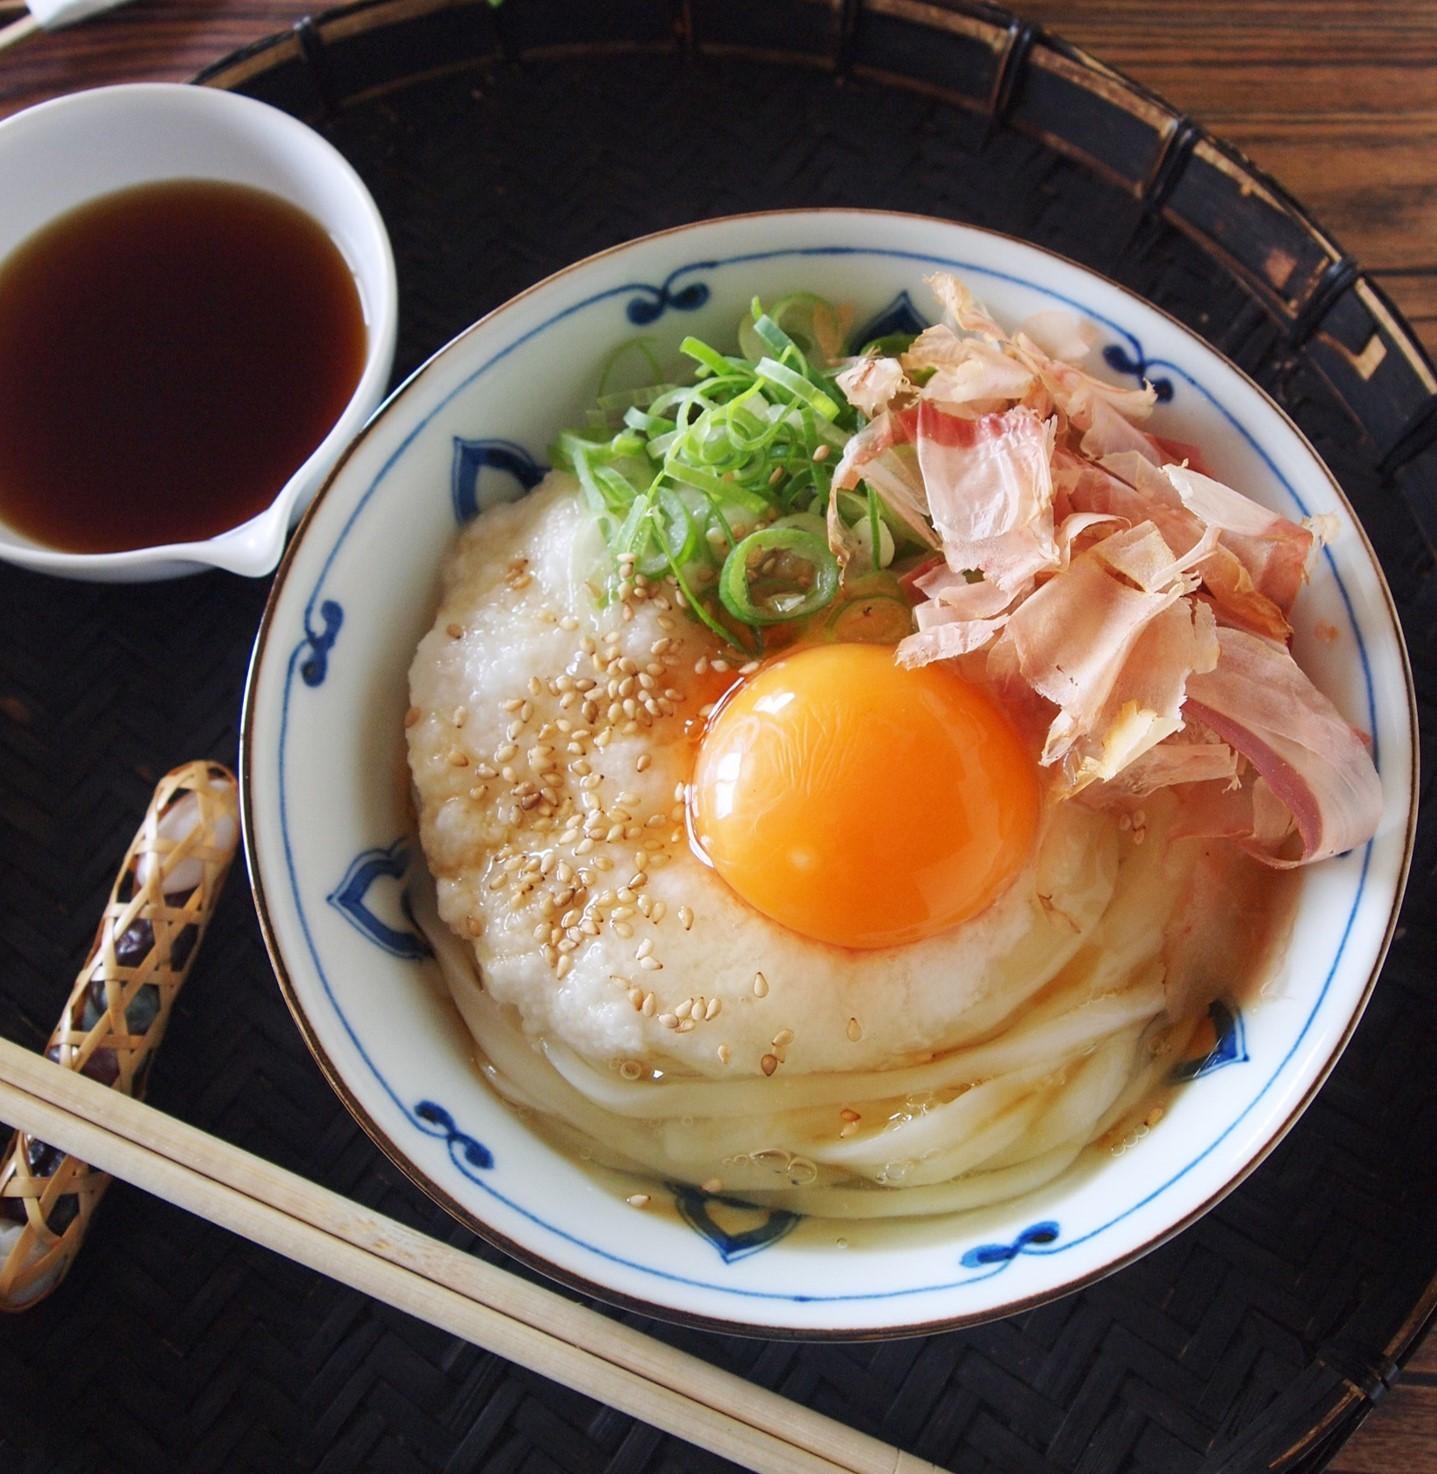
[0,84,397,582]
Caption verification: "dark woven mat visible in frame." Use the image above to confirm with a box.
[2,4,1434,1471]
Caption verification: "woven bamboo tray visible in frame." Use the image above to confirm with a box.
[0,3,1433,1469]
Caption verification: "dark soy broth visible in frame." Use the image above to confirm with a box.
[0,180,367,554]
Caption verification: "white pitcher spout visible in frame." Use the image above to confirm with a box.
[194,506,289,577]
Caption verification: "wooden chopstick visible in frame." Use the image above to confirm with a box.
[0,1035,943,1474]
[0,11,40,50]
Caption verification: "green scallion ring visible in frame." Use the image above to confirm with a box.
[718,526,840,627]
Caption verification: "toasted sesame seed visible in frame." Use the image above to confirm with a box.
[678,905,694,931]
[404,706,422,728]
[760,1053,779,1077]
[676,1017,695,1032]
[772,1028,794,1049]
[625,1193,651,1209]
[675,998,693,1021]
[639,955,662,971]
[641,992,657,1017]
[846,1017,863,1042]
[704,997,722,1021]
[446,622,464,639]
[447,748,470,767]
[716,1043,731,1065]
[658,1012,679,1029]
[753,971,769,998]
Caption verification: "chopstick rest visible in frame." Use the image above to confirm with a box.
[0,760,239,1309]
[0,0,135,53]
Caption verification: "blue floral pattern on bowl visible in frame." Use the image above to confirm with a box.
[623,263,715,324]
[960,1221,1061,1276]
[245,214,1405,1334]
[299,599,343,688]
[451,436,546,524]
[326,840,431,961]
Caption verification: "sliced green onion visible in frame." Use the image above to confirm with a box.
[770,511,828,539]
[857,331,917,358]
[595,336,665,399]
[826,592,914,644]
[719,527,839,627]
[555,295,866,643]
[739,293,846,364]
[746,306,800,362]
[680,336,737,380]
[637,488,700,578]
[755,357,841,420]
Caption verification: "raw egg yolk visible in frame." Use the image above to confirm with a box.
[687,643,1039,950]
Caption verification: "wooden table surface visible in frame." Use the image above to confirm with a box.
[0,2,1432,1471]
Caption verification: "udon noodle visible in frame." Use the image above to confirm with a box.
[406,275,1371,1221]
[416,767,1288,1219]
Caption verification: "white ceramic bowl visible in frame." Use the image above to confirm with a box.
[242,211,1415,1335]
[0,83,397,582]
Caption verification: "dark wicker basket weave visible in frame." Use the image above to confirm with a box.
[1,3,1433,1471]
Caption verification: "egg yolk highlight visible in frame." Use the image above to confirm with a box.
[687,643,1039,950]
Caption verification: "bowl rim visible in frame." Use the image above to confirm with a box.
[241,206,1419,1338]
[0,82,398,581]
